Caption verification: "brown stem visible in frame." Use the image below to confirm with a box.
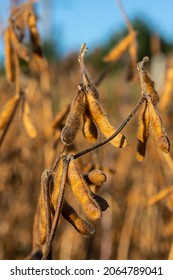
[116,0,134,32]
[74,96,146,159]
[43,170,53,259]
[42,155,70,260]
[94,63,115,86]
[51,144,66,172]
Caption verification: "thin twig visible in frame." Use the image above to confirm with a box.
[42,155,70,260]
[116,0,134,32]
[51,144,66,172]
[42,169,53,259]
[74,96,146,159]
[94,63,115,86]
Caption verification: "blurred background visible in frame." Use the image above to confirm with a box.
[0,0,173,260]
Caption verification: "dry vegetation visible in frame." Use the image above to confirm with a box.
[0,0,173,260]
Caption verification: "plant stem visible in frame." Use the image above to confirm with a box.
[42,155,70,260]
[74,96,146,159]
[43,170,53,259]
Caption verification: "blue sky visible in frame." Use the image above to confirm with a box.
[0,0,173,60]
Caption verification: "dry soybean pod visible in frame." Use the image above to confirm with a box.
[51,157,63,212]
[136,100,150,161]
[147,97,170,153]
[36,180,47,246]
[61,90,85,145]
[61,201,95,237]
[4,27,15,83]
[159,60,173,111]
[88,169,107,185]
[28,10,43,57]
[0,95,20,130]
[104,31,136,63]
[22,100,37,138]
[86,88,128,148]
[68,157,101,220]
[82,95,98,143]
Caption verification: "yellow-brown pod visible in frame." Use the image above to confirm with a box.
[136,101,150,161]
[61,90,85,145]
[159,62,173,111]
[0,95,20,130]
[86,89,128,148]
[51,158,63,211]
[9,27,30,61]
[28,11,43,57]
[147,98,170,153]
[61,201,95,237]
[143,72,159,106]
[82,97,98,143]
[104,31,136,63]
[36,184,46,246]
[90,193,109,212]
[4,27,15,83]
[22,101,37,138]
[68,157,101,220]
[88,170,107,185]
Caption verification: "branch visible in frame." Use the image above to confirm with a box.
[74,96,146,159]
[42,155,70,260]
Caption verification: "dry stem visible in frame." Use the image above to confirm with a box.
[42,155,70,260]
